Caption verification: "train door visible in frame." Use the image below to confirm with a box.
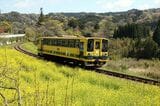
[94,40,101,56]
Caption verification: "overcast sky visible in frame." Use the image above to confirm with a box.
[0,0,160,13]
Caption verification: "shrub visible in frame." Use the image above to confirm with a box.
[153,19,160,46]
[129,37,159,59]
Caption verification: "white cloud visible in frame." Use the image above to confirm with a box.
[97,0,134,11]
[13,0,60,8]
[138,4,150,10]
[155,0,160,4]
[14,0,34,8]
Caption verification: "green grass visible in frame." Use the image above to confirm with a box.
[102,58,160,81]
[21,42,38,54]
[0,47,160,105]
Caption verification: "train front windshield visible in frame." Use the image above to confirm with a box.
[87,39,108,52]
[102,39,108,52]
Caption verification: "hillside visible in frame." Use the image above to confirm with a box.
[0,8,160,33]
[0,11,39,33]
[0,46,160,105]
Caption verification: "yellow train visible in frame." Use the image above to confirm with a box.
[38,37,108,67]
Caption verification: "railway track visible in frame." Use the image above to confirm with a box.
[14,44,160,86]
[14,44,40,58]
[95,69,160,86]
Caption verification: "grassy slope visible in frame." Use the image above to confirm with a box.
[0,46,160,105]
[102,58,160,80]
[21,42,38,54]
[22,42,160,80]
[105,38,160,81]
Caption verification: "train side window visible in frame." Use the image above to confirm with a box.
[60,40,62,46]
[49,39,51,45]
[102,39,108,52]
[53,40,56,45]
[57,39,60,46]
[75,40,79,48]
[55,40,57,46]
[64,40,68,47]
[62,40,65,46]
[43,39,46,45]
[51,40,54,45]
[50,39,52,45]
[52,39,55,45]
[73,40,75,48]
[79,42,84,51]
[46,39,48,45]
[42,39,45,44]
[68,40,71,47]
[69,39,74,48]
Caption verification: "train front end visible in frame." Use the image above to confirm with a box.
[82,38,109,66]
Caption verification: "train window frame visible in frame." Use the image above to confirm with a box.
[54,39,58,46]
[43,39,47,45]
[51,39,54,45]
[95,41,100,49]
[79,42,84,51]
[62,39,66,46]
[49,39,52,45]
[102,39,108,52]
[46,39,49,45]
[69,39,74,48]
[87,39,94,52]
[57,39,62,46]
[64,40,69,47]
[75,40,80,48]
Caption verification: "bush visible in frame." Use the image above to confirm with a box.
[109,38,133,59]
[110,37,160,59]
[129,37,159,59]
[153,19,160,46]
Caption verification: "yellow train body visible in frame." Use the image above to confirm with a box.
[38,37,108,66]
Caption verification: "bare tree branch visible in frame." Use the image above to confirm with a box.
[0,85,17,90]
[0,92,8,106]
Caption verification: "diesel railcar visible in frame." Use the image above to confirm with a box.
[37,37,108,66]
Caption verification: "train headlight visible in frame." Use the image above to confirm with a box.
[103,53,108,56]
[88,53,91,56]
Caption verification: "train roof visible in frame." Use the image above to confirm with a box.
[40,36,108,40]
[0,34,25,38]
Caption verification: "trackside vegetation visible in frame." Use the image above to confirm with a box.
[0,47,160,106]
[22,42,160,81]
[21,42,38,54]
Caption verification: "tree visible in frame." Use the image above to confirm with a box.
[68,17,79,29]
[153,19,160,46]
[25,27,36,41]
[113,23,150,39]
[37,8,45,25]
[140,38,158,59]
[0,21,12,33]
[129,37,158,59]
[36,19,65,36]
[98,18,115,38]
[44,19,64,36]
